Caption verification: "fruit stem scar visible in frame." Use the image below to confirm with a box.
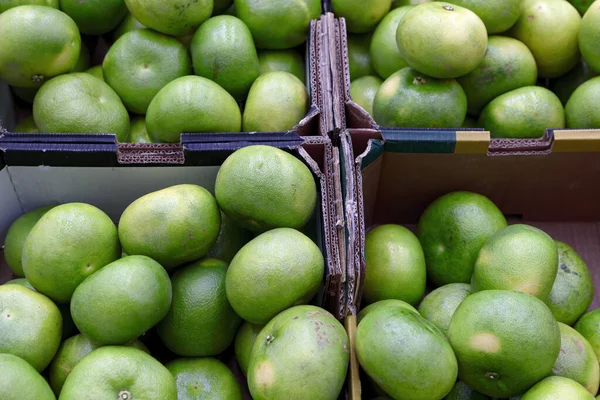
[485,372,499,381]
[443,5,454,11]
[266,335,275,344]
[413,76,427,85]
[31,74,44,83]
[118,390,131,400]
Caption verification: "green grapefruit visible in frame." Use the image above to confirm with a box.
[0,0,58,12]
[574,309,600,363]
[357,299,418,323]
[124,0,212,36]
[59,0,127,35]
[127,117,153,143]
[234,321,264,376]
[347,33,376,80]
[258,50,306,83]
[166,357,242,400]
[579,0,600,73]
[206,211,253,263]
[521,376,594,400]
[0,353,55,400]
[112,12,146,41]
[350,75,383,115]
[418,283,471,336]
[569,0,596,15]
[84,65,104,81]
[13,116,39,133]
[550,60,598,105]
[332,0,391,33]
[370,6,413,79]
[448,0,521,33]
[70,41,90,73]
[565,76,600,128]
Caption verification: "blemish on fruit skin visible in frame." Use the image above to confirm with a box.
[254,361,275,390]
[470,332,501,353]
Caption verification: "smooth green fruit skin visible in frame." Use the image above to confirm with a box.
[226,228,323,324]
[418,283,471,336]
[0,6,81,88]
[347,33,377,80]
[357,299,418,323]
[444,381,490,400]
[128,117,153,143]
[553,323,599,395]
[59,346,177,400]
[234,322,264,376]
[13,115,39,133]
[350,75,383,116]
[206,211,253,263]
[59,0,127,35]
[0,285,62,372]
[0,353,55,400]
[357,306,458,400]
[417,191,507,287]
[3,205,54,276]
[550,60,598,105]
[580,0,600,73]
[157,259,242,356]
[546,241,594,325]
[215,145,317,233]
[234,0,321,49]
[118,184,221,270]
[243,71,308,132]
[0,0,58,12]
[363,224,426,305]
[471,224,558,301]
[248,306,349,400]
[84,66,104,81]
[370,6,413,79]
[575,309,600,364]
[33,73,130,142]
[521,376,595,400]
[458,36,538,116]
[191,15,260,101]
[124,0,213,36]
[258,50,306,84]
[396,2,488,79]
[448,0,521,34]
[479,86,565,139]
[71,255,172,345]
[22,203,121,303]
[146,76,241,143]
[70,42,90,73]
[332,0,391,33]
[4,278,36,290]
[448,290,561,398]
[566,76,600,128]
[103,29,192,115]
[374,67,467,128]
[166,357,242,400]
[113,12,146,41]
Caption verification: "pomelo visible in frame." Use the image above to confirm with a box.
[13,116,39,133]
[347,33,377,80]
[33,73,130,141]
[124,0,212,36]
[84,66,104,81]
[118,184,221,270]
[215,145,317,233]
[332,0,391,33]
[0,5,80,88]
[417,191,507,287]
[146,76,241,143]
[579,0,600,73]
[22,202,121,303]
[0,0,58,12]
[248,305,349,400]
[550,60,598,105]
[350,75,383,115]
[357,299,418,323]
[357,305,458,400]
[448,290,561,398]
[418,283,471,336]
[258,49,306,83]
[70,42,90,73]
[234,321,264,376]
[373,67,467,128]
[363,224,426,305]
[157,259,242,356]
[166,357,242,400]
[444,381,490,400]
[565,76,600,128]
[370,6,413,79]
[206,211,253,263]
[448,0,521,34]
[521,376,594,400]
[226,228,323,324]
[59,0,127,35]
[0,353,55,400]
[103,29,191,114]
[575,309,600,363]
[396,2,488,79]
[546,241,594,325]
[478,86,565,138]
[127,117,153,143]
[4,278,36,290]
[112,12,146,41]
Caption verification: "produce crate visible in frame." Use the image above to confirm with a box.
[339,127,600,399]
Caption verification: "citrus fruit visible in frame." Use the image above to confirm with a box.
[552,322,599,394]
[234,321,264,376]
[350,75,383,115]
[3,205,54,276]
[127,117,153,143]
[146,76,241,143]
[546,241,594,325]
[13,116,39,132]
[448,290,561,398]
[579,1,600,73]
[248,305,349,400]
[59,346,177,400]
[444,381,490,400]
[258,49,306,83]
[0,5,80,88]
[550,60,598,105]
[124,0,212,36]
[22,202,121,303]
[118,184,221,270]
[157,259,242,356]
[569,0,596,15]
[373,67,467,128]
[575,309,600,362]
[396,2,488,79]
[71,255,172,345]
[509,0,581,78]
[242,71,309,132]
[347,33,377,80]
[4,278,36,290]
[521,376,595,400]
[33,73,130,141]
[59,0,127,35]
[234,0,321,49]
[113,11,146,40]
[103,29,192,115]
[191,15,260,101]
[0,0,58,12]
[418,283,471,336]
[70,41,90,73]
[471,224,558,300]
[363,224,426,305]
[49,333,149,395]
[458,36,538,116]
[565,76,600,128]
[84,65,104,81]
[357,299,418,323]
[226,228,323,324]
[166,357,242,400]
[331,0,391,33]
[357,305,458,400]
[206,211,253,263]
[0,353,55,400]
[478,86,565,138]
[417,191,507,287]
[370,6,413,79]
[449,0,521,34]
[214,145,317,233]
[0,284,62,372]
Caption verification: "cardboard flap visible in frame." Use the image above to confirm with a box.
[551,129,600,153]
